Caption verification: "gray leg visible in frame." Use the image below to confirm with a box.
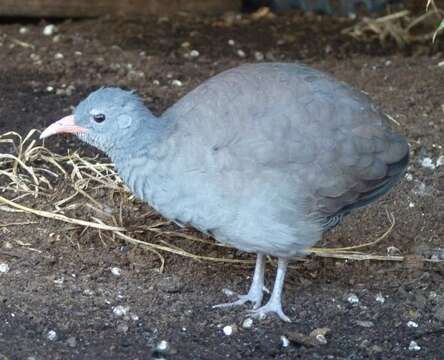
[249,257,291,322]
[213,253,266,309]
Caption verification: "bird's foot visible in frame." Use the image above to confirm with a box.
[248,298,291,322]
[212,286,268,310]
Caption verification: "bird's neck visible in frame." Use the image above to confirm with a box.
[108,114,174,173]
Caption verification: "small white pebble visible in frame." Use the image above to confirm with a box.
[43,24,57,36]
[228,39,235,46]
[280,335,289,348]
[237,49,246,58]
[19,27,29,34]
[315,334,328,345]
[387,246,401,256]
[223,325,234,336]
[405,173,413,181]
[375,293,385,304]
[242,318,253,329]
[47,330,57,341]
[130,313,139,321]
[189,49,200,58]
[409,202,415,208]
[111,267,121,276]
[156,340,169,351]
[222,288,235,297]
[153,80,160,86]
[54,53,64,59]
[408,340,421,351]
[254,51,264,61]
[407,321,419,328]
[347,293,359,304]
[419,157,436,170]
[46,86,54,92]
[53,277,64,285]
[113,305,130,317]
[0,263,10,273]
[74,51,82,56]
[83,289,94,296]
[438,60,444,67]
[172,79,183,87]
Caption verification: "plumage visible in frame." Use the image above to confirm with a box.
[40,62,409,321]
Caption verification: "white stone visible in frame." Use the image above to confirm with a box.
[113,305,130,317]
[111,267,121,276]
[408,340,421,351]
[407,321,419,328]
[43,24,57,36]
[375,293,385,304]
[223,325,234,336]
[280,335,289,347]
[228,39,235,46]
[0,263,10,273]
[237,49,246,58]
[54,53,64,59]
[189,50,200,58]
[47,330,57,341]
[347,293,359,304]
[172,79,183,87]
[419,157,435,170]
[242,318,253,329]
[19,27,29,34]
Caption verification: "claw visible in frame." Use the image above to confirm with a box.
[248,301,292,322]
[212,286,264,309]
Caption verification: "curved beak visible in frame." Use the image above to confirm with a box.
[40,115,88,140]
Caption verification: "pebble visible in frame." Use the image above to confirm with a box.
[111,267,121,276]
[189,50,200,58]
[242,318,253,329]
[47,330,57,341]
[113,305,130,317]
[408,202,415,208]
[0,263,10,273]
[43,24,58,36]
[223,324,237,336]
[46,86,54,93]
[228,39,235,46]
[66,336,77,347]
[171,79,183,87]
[237,49,246,58]
[153,80,160,86]
[19,27,29,34]
[375,293,385,304]
[419,157,435,170]
[408,340,421,351]
[405,173,413,181]
[54,53,64,59]
[407,321,418,328]
[347,293,359,304]
[280,335,290,348]
[117,322,129,333]
[387,246,401,256]
[254,51,264,61]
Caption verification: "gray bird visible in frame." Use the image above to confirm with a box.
[40,63,409,321]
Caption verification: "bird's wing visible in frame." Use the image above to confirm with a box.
[164,63,409,221]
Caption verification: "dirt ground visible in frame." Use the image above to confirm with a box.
[0,9,443,360]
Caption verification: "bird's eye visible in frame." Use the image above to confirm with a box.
[93,113,106,123]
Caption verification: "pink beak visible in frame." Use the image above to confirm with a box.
[40,115,88,139]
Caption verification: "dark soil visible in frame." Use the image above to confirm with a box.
[0,10,443,360]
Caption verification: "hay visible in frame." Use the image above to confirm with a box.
[342,8,444,47]
[0,129,440,270]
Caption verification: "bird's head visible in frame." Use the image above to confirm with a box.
[40,87,157,154]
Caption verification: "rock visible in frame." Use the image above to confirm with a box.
[113,305,130,317]
[223,324,238,336]
[408,340,421,351]
[47,330,57,341]
[43,24,58,36]
[0,263,10,273]
[66,336,77,347]
[280,335,289,348]
[157,275,184,293]
[242,318,253,329]
[346,293,359,305]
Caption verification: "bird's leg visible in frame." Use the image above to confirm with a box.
[213,253,266,309]
[248,257,291,322]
